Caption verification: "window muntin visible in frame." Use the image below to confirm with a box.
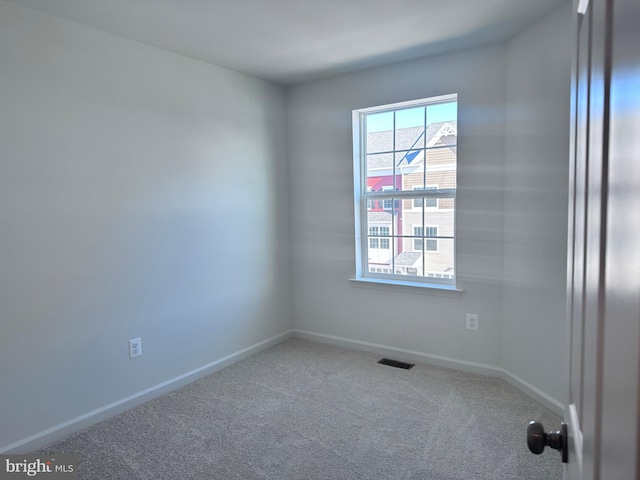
[353,94,457,286]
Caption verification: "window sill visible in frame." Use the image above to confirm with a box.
[348,277,463,297]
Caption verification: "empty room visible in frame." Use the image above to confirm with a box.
[2,0,639,479]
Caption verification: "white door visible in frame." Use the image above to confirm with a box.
[563,0,640,478]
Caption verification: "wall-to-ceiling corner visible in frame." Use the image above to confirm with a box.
[503,1,572,405]
[0,0,291,453]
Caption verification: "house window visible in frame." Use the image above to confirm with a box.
[413,226,424,251]
[379,226,390,249]
[425,226,438,252]
[413,186,438,208]
[369,226,379,249]
[425,186,438,208]
[353,94,457,287]
[382,185,393,210]
[413,225,438,251]
[369,226,391,250]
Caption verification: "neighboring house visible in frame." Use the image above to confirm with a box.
[366,121,456,279]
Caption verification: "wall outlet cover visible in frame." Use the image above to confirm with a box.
[129,337,142,358]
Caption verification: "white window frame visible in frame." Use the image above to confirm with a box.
[352,94,457,288]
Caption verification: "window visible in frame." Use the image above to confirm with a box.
[353,94,457,287]
[369,227,379,249]
[425,186,438,208]
[369,226,390,250]
[382,185,393,210]
[425,226,438,252]
[379,226,390,249]
[413,226,423,251]
[413,185,438,208]
[412,225,438,252]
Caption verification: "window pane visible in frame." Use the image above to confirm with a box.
[426,102,457,126]
[366,112,393,154]
[425,146,456,189]
[423,199,454,235]
[396,150,424,191]
[396,106,425,129]
[366,211,393,271]
[392,238,455,280]
[395,127,426,151]
[423,238,454,280]
[395,106,425,151]
[393,251,423,278]
[366,153,393,190]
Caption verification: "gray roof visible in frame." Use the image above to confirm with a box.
[366,121,457,167]
[367,153,393,169]
[367,211,392,222]
[394,252,422,266]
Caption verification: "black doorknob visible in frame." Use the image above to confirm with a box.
[527,421,568,463]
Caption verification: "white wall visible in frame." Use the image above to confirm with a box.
[287,4,572,411]
[0,0,572,453]
[503,2,572,404]
[287,45,507,368]
[0,1,290,452]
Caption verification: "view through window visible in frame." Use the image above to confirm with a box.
[353,94,457,286]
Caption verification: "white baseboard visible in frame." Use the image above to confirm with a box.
[499,368,564,416]
[292,329,564,417]
[1,330,295,454]
[3,327,563,453]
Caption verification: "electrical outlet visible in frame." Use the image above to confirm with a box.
[129,337,142,359]
[466,314,479,331]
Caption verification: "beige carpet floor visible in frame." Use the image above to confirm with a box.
[35,338,563,479]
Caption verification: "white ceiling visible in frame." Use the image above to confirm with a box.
[6,0,567,85]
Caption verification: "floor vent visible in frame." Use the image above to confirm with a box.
[377,358,415,370]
